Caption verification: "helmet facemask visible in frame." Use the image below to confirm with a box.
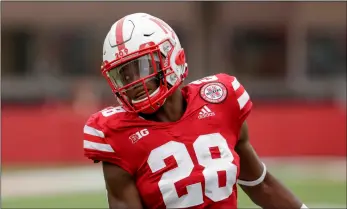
[102,39,184,114]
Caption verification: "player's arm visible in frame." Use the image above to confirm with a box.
[235,121,307,209]
[83,114,143,209]
[103,161,143,209]
[222,75,307,208]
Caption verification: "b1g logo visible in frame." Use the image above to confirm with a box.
[200,82,227,103]
[129,129,149,144]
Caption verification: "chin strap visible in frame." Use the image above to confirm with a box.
[237,162,267,187]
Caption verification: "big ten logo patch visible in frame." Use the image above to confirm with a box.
[129,128,149,144]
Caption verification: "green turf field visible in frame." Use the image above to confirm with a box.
[2,178,346,208]
[2,159,346,208]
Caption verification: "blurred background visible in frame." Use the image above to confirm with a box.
[1,1,346,208]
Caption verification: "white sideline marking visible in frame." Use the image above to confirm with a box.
[309,203,347,208]
[2,165,106,198]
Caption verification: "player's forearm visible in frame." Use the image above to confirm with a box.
[106,186,144,209]
[108,198,144,209]
[240,172,303,209]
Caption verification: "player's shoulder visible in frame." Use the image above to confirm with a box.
[84,105,127,131]
[186,73,241,95]
[187,73,237,87]
[184,73,250,107]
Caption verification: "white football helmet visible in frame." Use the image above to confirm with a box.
[101,13,188,114]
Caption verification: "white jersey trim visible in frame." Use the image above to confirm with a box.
[84,125,105,138]
[83,140,114,152]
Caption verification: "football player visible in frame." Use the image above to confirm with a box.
[83,13,308,209]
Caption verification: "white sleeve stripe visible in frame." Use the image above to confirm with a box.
[231,78,241,91]
[83,140,114,152]
[83,125,105,138]
[238,90,250,109]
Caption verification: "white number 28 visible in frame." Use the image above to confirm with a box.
[147,133,238,208]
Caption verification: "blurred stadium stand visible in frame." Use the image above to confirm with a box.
[1,2,346,165]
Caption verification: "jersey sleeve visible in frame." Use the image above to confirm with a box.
[218,74,253,126]
[83,113,136,175]
[230,76,253,123]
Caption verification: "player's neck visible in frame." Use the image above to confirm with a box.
[141,89,186,123]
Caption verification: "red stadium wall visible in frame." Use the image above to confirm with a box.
[2,103,346,165]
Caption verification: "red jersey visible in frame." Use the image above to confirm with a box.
[83,73,252,209]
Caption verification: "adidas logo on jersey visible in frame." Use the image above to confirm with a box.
[198,105,215,119]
